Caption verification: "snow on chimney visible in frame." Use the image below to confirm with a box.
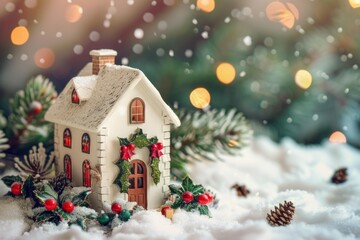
[89,49,117,75]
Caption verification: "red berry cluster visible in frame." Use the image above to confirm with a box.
[111,202,123,214]
[182,191,214,205]
[43,199,75,213]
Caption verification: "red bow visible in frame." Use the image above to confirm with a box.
[120,144,135,160]
[150,142,164,158]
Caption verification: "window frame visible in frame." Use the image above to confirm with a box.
[81,133,90,154]
[82,160,91,187]
[72,89,80,104]
[63,128,72,148]
[64,154,72,181]
[130,97,145,124]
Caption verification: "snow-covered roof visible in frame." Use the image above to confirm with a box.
[73,75,97,101]
[45,64,180,131]
[89,49,117,56]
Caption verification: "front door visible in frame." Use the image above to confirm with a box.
[128,160,147,209]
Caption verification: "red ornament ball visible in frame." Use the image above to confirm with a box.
[182,191,194,203]
[11,182,22,196]
[111,202,122,214]
[204,192,214,203]
[30,101,43,115]
[161,206,171,216]
[197,194,210,205]
[128,143,136,151]
[44,198,57,211]
[62,201,75,213]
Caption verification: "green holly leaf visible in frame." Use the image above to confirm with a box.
[191,184,205,196]
[171,197,183,209]
[150,158,161,185]
[55,208,72,222]
[184,202,198,212]
[182,176,194,191]
[35,183,58,203]
[72,188,92,206]
[169,184,183,195]
[35,211,57,223]
[1,175,22,188]
[22,175,35,199]
[198,205,210,217]
[70,218,87,230]
[118,137,130,146]
[148,137,158,145]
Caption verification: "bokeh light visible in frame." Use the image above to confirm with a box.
[266,2,299,29]
[216,62,236,84]
[196,0,215,13]
[34,48,55,69]
[11,26,29,45]
[190,87,211,109]
[295,69,312,89]
[65,4,83,23]
[349,0,360,8]
[329,131,347,144]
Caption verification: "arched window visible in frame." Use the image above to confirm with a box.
[82,160,91,187]
[64,155,72,181]
[130,98,145,123]
[72,89,79,104]
[63,128,72,148]
[81,133,90,153]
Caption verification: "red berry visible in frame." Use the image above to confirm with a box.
[197,194,209,205]
[111,202,122,214]
[204,192,214,203]
[62,201,75,213]
[30,101,43,115]
[161,206,171,216]
[182,191,194,203]
[11,182,22,196]
[44,198,57,211]
[128,143,136,151]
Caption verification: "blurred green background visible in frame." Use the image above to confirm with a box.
[1,0,360,146]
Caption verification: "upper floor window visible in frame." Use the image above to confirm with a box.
[63,128,72,148]
[72,89,79,104]
[130,98,145,123]
[82,133,90,153]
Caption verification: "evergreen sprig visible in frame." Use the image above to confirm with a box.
[0,130,9,158]
[8,75,57,151]
[171,108,252,178]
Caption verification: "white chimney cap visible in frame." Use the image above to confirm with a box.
[89,49,117,56]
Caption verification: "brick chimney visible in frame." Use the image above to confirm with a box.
[89,49,117,75]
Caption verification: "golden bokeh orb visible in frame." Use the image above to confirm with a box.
[190,87,211,109]
[65,4,83,23]
[196,0,215,13]
[295,69,312,89]
[11,26,29,45]
[329,131,347,144]
[349,0,360,8]
[216,62,236,84]
[34,48,55,69]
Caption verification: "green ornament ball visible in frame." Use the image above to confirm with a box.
[98,213,111,226]
[119,209,131,222]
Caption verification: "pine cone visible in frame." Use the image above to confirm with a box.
[50,172,70,195]
[331,167,347,184]
[267,201,295,226]
[231,183,250,197]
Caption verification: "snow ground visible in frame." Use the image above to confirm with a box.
[1,136,360,240]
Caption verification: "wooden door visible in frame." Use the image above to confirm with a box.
[128,160,147,209]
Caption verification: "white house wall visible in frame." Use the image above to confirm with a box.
[55,124,101,209]
[100,79,169,209]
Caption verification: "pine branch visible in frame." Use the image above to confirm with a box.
[170,108,252,178]
[7,75,57,152]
